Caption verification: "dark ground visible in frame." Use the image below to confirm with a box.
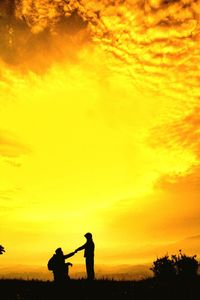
[0,276,200,300]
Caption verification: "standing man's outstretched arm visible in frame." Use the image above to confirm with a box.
[64,251,76,259]
[75,244,86,252]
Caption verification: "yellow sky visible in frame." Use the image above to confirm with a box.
[0,0,200,270]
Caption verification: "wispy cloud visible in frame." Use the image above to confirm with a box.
[0,1,90,72]
[185,234,200,241]
[0,0,199,87]
[0,188,21,200]
[0,130,29,161]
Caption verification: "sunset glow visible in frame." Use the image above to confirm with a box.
[0,0,200,277]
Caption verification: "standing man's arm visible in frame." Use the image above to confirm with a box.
[75,244,86,253]
[64,251,76,259]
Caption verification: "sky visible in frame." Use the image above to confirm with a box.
[0,0,200,272]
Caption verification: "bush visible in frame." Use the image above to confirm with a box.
[151,250,199,280]
[175,250,199,278]
[0,245,5,255]
[150,254,176,279]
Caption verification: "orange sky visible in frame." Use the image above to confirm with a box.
[0,0,200,272]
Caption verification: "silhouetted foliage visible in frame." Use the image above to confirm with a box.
[174,250,199,279]
[150,254,176,279]
[0,245,5,255]
[151,250,199,280]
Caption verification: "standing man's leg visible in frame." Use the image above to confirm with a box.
[86,257,95,280]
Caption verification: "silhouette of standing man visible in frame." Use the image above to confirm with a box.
[75,232,95,280]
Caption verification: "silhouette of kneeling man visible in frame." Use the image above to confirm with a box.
[75,232,95,280]
[48,247,75,284]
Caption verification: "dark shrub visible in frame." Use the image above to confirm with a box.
[151,250,199,280]
[175,250,199,279]
[0,245,5,255]
[150,255,176,279]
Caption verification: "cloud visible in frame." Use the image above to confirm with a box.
[4,0,198,159]
[184,234,200,241]
[99,163,200,247]
[0,130,29,159]
[0,188,22,217]
[149,105,200,154]
[0,0,198,85]
[0,1,90,73]
[0,189,14,201]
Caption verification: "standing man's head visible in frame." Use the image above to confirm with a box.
[84,232,92,239]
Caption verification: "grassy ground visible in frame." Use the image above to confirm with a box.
[0,276,199,300]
